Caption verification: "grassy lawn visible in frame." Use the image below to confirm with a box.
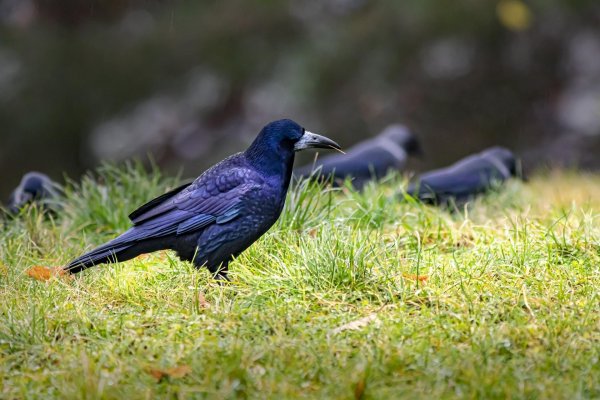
[1,164,598,399]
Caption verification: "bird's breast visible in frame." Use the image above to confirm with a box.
[249,185,285,220]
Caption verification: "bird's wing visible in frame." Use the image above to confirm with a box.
[416,161,498,198]
[423,172,486,195]
[129,166,263,237]
[128,181,193,222]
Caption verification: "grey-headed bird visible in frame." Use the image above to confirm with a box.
[294,124,421,189]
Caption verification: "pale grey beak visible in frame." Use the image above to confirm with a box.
[294,131,342,152]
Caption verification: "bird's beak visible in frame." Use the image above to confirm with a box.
[516,160,528,182]
[294,131,342,153]
[413,142,425,158]
[407,136,425,158]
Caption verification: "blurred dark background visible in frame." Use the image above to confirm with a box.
[1,0,599,198]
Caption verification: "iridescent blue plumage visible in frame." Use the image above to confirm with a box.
[65,119,340,279]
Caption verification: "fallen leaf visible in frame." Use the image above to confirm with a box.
[27,266,52,281]
[147,365,192,381]
[354,377,366,400]
[147,369,164,381]
[137,251,168,261]
[402,273,428,282]
[330,314,379,336]
[165,365,192,378]
[197,292,210,309]
[26,266,66,281]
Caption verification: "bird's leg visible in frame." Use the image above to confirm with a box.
[215,271,230,282]
[210,262,230,283]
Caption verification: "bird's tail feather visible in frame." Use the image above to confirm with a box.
[64,229,160,274]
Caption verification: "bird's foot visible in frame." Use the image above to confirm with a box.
[213,271,230,285]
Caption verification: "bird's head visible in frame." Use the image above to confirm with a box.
[380,124,423,157]
[246,119,341,175]
[7,172,59,214]
[21,173,49,195]
[481,147,523,178]
[257,119,341,153]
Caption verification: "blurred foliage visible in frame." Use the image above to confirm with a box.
[0,0,599,197]
[497,0,533,31]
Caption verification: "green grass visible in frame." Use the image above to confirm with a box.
[1,163,599,399]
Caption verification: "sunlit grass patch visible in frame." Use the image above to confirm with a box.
[0,166,598,399]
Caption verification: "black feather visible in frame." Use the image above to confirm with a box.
[128,181,192,223]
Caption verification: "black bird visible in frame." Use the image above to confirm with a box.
[65,119,341,279]
[406,146,519,205]
[6,172,60,214]
[294,124,422,189]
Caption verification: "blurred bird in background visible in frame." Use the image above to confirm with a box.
[5,172,61,214]
[405,147,521,206]
[1,0,599,199]
[294,124,422,189]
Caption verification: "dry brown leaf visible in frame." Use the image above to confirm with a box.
[402,273,428,282]
[147,365,192,381]
[165,365,192,378]
[26,266,66,281]
[198,292,210,309]
[354,378,366,400]
[137,251,168,261]
[147,369,164,381]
